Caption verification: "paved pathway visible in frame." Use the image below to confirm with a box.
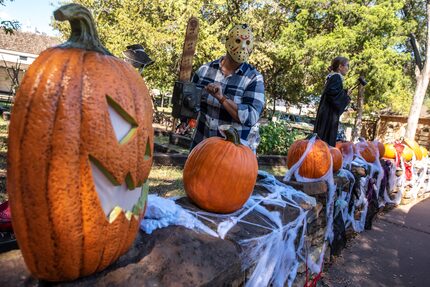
[321,197,430,287]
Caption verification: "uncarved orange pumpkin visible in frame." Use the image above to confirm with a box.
[354,139,376,163]
[383,143,397,159]
[287,135,331,179]
[183,126,258,214]
[330,147,343,173]
[403,138,423,160]
[401,145,414,161]
[336,141,354,158]
[7,4,153,281]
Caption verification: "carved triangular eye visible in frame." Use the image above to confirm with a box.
[106,95,137,144]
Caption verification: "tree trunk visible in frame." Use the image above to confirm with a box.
[405,1,430,140]
[268,95,279,121]
[405,71,430,140]
[352,83,365,141]
[272,95,277,119]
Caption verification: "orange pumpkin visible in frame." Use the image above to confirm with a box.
[420,146,428,158]
[336,141,354,158]
[383,143,397,159]
[330,147,343,173]
[7,4,153,281]
[401,145,414,161]
[354,139,376,163]
[183,126,258,214]
[372,140,385,159]
[403,138,423,160]
[287,135,331,179]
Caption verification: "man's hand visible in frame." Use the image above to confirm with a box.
[205,82,240,122]
[205,83,222,100]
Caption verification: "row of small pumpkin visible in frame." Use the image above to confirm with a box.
[383,139,428,162]
[184,133,428,216]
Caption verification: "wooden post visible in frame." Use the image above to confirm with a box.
[352,83,365,141]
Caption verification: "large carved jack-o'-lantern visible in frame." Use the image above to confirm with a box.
[7,4,153,281]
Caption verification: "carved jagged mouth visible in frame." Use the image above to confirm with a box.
[87,95,151,222]
[90,161,148,222]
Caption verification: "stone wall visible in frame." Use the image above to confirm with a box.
[375,115,430,148]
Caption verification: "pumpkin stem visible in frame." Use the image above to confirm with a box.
[54,4,112,55]
[219,125,241,145]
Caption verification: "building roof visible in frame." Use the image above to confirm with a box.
[0,30,61,55]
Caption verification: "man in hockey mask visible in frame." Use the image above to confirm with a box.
[190,24,265,151]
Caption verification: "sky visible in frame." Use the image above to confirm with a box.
[0,0,63,36]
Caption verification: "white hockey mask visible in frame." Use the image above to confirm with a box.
[225,24,254,64]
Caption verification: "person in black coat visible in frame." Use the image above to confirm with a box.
[314,56,352,147]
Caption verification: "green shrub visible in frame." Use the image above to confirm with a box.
[257,121,305,155]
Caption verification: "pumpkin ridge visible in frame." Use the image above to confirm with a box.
[111,211,132,265]
[79,155,106,275]
[206,140,230,211]
[120,217,139,255]
[233,146,252,211]
[7,49,63,275]
[110,58,140,182]
[43,50,82,278]
[239,147,251,193]
[186,140,211,207]
[98,212,127,271]
[95,238,108,271]
[187,138,211,173]
[216,142,236,211]
[187,139,220,210]
[77,53,87,277]
[12,48,56,115]
[19,49,73,277]
[46,49,86,278]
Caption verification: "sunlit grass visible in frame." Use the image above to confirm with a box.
[259,165,288,177]
[148,165,185,198]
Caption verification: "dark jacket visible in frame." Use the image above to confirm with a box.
[313,73,351,147]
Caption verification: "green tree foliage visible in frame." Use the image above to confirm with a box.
[274,0,413,117]
[54,0,417,117]
[257,121,304,155]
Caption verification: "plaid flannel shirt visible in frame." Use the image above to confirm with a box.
[190,57,265,149]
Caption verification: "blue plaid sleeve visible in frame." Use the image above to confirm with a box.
[191,67,201,83]
[237,72,265,127]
